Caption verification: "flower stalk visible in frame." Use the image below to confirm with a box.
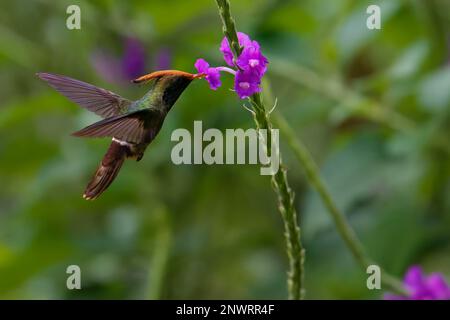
[215,0,305,300]
[214,0,408,298]
[272,111,407,296]
[261,76,407,295]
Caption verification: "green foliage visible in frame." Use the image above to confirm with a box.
[0,0,448,299]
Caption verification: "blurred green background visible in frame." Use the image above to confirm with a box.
[0,0,449,299]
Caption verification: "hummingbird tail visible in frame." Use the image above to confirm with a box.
[83,140,129,200]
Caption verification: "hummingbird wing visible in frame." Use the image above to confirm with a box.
[37,72,132,118]
[71,109,161,144]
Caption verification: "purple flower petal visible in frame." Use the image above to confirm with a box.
[234,69,262,99]
[220,32,253,66]
[206,68,221,90]
[237,32,253,47]
[194,58,222,90]
[404,265,424,289]
[237,43,268,76]
[194,58,210,74]
[384,265,450,300]
[426,273,450,299]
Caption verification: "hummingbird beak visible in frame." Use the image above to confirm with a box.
[192,73,207,79]
[132,70,203,84]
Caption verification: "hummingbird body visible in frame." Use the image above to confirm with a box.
[37,70,200,200]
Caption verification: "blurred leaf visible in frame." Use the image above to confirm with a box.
[418,67,450,112]
[388,40,429,79]
[337,0,400,62]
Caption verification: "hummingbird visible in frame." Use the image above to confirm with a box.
[37,70,203,200]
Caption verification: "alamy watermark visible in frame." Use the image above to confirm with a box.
[66,265,81,290]
[366,264,381,290]
[366,5,381,30]
[66,5,81,30]
[171,121,280,175]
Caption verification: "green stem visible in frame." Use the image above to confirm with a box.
[274,113,370,267]
[215,0,242,58]
[273,112,407,295]
[252,94,305,300]
[215,0,305,299]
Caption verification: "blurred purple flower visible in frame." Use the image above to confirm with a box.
[195,32,268,100]
[385,266,450,300]
[91,37,172,85]
[121,37,146,79]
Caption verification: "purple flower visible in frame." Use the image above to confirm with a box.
[234,70,262,99]
[194,58,221,90]
[385,266,450,300]
[237,43,268,76]
[195,32,268,100]
[220,32,267,76]
[220,32,252,66]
